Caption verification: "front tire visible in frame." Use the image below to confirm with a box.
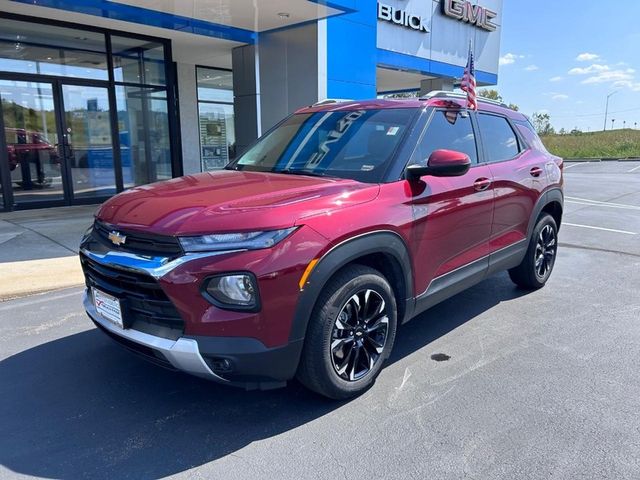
[509,213,558,289]
[296,265,398,400]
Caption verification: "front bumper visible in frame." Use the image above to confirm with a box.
[84,293,226,382]
[85,293,303,389]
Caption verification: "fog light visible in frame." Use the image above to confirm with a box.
[208,358,233,373]
[204,273,259,311]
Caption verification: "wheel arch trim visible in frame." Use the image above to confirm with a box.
[527,188,563,239]
[289,230,414,343]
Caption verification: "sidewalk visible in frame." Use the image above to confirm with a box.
[0,205,97,300]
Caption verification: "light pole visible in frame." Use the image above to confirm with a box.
[604,90,618,131]
[611,118,615,130]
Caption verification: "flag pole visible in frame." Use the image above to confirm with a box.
[465,39,472,114]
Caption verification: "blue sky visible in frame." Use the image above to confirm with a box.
[495,1,640,132]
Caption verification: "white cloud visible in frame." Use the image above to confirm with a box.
[566,61,640,90]
[524,64,539,71]
[567,63,636,85]
[568,64,610,75]
[499,53,524,66]
[613,80,640,92]
[576,53,600,62]
[582,69,635,85]
[549,76,564,82]
[552,94,569,101]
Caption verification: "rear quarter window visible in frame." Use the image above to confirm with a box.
[513,119,550,153]
[478,114,521,162]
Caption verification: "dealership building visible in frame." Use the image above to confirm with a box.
[0,0,502,211]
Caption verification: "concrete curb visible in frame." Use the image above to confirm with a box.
[0,254,85,302]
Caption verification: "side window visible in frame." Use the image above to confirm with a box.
[514,119,549,153]
[478,114,520,162]
[415,110,478,165]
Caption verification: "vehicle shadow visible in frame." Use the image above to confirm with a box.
[0,273,528,479]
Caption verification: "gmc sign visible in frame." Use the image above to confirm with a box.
[441,0,498,32]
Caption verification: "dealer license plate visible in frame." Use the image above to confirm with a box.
[93,288,124,329]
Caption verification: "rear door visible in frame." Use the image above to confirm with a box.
[408,108,494,293]
[477,113,543,252]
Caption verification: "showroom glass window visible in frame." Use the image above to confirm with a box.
[196,67,235,171]
[0,15,176,210]
[111,36,172,187]
[0,19,108,79]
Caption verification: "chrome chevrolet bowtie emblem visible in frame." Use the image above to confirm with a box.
[108,231,127,246]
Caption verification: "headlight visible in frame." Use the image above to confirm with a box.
[203,273,259,311]
[179,228,297,253]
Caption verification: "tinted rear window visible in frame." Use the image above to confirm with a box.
[514,119,549,153]
[478,114,520,162]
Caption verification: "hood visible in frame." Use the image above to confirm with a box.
[96,170,379,236]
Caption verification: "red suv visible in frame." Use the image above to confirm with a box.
[81,92,563,399]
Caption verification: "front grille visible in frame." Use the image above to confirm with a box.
[81,253,184,340]
[93,220,183,258]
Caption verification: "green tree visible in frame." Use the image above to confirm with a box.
[478,89,503,102]
[478,89,519,111]
[532,112,555,136]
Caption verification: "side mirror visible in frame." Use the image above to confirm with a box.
[405,149,471,180]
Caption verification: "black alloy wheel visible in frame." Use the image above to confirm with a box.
[534,223,557,279]
[508,213,558,289]
[330,289,389,381]
[297,264,398,399]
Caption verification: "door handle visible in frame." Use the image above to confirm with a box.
[473,177,492,192]
[530,166,543,177]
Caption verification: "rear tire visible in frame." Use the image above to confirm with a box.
[508,213,558,289]
[296,265,397,400]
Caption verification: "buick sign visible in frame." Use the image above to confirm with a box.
[377,2,430,33]
[441,0,498,32]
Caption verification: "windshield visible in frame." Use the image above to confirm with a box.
[229,108,417,183]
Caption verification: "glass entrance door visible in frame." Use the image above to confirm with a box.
[0,79,65,204]
[60,84,116,199]
[0,78,117,207]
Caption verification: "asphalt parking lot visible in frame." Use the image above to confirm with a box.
[1,161,639,480]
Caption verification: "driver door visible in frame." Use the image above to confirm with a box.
[408,109,494,295]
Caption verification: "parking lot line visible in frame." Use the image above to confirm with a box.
[565,196,640,210]
[628,164,640,173]
[564,162,587,170]
[566,200,640,211]
[563,222,637,235]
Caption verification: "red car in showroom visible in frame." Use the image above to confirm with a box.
[81,92,563,399]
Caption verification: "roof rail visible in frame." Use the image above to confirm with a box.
[420,90,510,108]
[310,98,354,107]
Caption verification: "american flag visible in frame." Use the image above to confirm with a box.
[461,42,477,110]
